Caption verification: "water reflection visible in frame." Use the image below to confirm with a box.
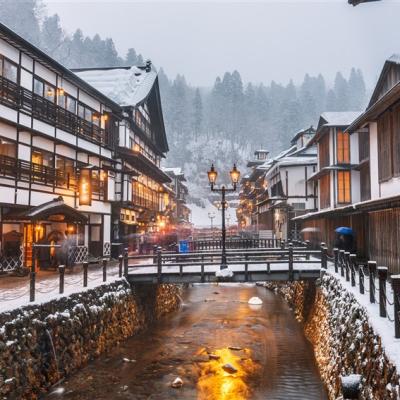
[197,347,258,400]
[46,284,327,400]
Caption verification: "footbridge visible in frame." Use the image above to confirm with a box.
[124,242,327,284]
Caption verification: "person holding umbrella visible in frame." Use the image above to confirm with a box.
[334,226,356,253]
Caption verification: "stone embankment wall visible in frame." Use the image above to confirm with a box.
[0,280,182,400]
[266,274,400,400]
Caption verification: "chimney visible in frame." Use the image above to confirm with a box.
[145,59,152,72]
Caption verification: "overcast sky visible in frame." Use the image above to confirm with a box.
[43,0,400,88]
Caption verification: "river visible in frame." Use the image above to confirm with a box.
[46,283,328,400]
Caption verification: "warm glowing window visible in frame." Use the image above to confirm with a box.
[337,171,351,204]
[337,130,350,164]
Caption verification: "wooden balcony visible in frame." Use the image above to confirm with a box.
[0,76,111,146]
[0,154,76,189]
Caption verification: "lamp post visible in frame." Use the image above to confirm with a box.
[207,163,240,269]
[208,212,216,238]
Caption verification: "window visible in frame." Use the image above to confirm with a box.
[44,82,55,102]
[2,58,18,83]
[337,129,350,164]
[0,137,16,157]
[66,96,76,114]
[337,170,351,204]
[33,77,56,103]
[33,79,43,96]
[31,149,54,167]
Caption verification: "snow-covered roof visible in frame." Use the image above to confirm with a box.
[320,111,362,127]
[74,66,157,107]
[162,167,183,176]
[387,53,400,65]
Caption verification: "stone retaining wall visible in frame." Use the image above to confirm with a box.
[0,280,182,399]
[266,274,400,400]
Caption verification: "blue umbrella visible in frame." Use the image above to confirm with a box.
[335,226,354,236]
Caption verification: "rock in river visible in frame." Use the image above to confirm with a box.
[171,377,184,388]
[222,363,238,374]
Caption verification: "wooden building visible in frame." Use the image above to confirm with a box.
[163,167,191,226]
[297,55,400,273]
[0,23,121,271]
[238,128,317,240]
[75,63,172,254]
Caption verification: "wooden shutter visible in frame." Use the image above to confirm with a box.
[378,111,392,181]
[393,105,400,176]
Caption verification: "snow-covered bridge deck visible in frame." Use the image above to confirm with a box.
[126,247,325,284]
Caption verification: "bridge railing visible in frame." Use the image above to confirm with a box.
[177,238,284,252]
[124,243,326,283]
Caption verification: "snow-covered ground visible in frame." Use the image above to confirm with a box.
[0,264,124,313]
[189,199,237,228]
[324,259,400,371]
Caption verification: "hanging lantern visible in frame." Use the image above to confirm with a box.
[79,169,92,206]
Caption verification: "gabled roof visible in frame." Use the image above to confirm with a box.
[318,112,361,129]
[74,65,157,107]
[348,0,381,5]
[368,54,400,108]
[74,65,169,154]
[4,197,87,223]
[290,126,315,145]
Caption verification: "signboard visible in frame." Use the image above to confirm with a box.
[179,240,189,253]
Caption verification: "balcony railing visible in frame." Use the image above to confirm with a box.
[0,76,110,146]
[0,154,76,189]
[132,194,160,212]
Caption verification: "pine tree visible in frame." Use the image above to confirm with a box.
[192,88,203,142]
[333,72,349,111]
[326,89,337,111]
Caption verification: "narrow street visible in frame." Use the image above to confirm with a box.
[45,284,328,400]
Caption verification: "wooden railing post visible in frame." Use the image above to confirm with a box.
[350,254,356,287]
[123,247,129,278]
[359,264,365,294]
[58,264,65,294]
[378,266,388,318]
[345,252,350,281]
[201,254,205,283]
[157,247,162,283]
[102,258,107,282]
[340,250,345,277]
[305,240,311,261]
[288,243,294,281]
[368,261,377,303]
[333,248,339,273]
[245,253,249,282]
[391,275,400,338]
[83,261,88,287]
[118,254,123,278]
[30,245,36,302]
[321,244,327,270]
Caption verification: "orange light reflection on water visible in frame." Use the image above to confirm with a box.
[197,347,258,400]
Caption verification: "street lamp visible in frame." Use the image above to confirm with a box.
[208,211,216,237]
[207,163,240,269]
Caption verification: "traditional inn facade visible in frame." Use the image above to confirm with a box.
[238,128,317,240]
[296,55,400,273]
[75,64,172,254]
[0,23,121,271]
[163,167,191,226]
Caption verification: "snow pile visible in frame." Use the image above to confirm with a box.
[248,296,263,305]
[215,267,234,278]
